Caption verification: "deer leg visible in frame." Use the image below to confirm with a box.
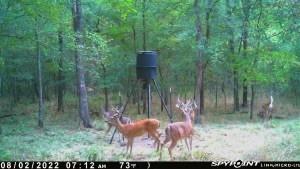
[154,130,162,150]
[149,131,160,151]
[129,138,134,157]
[126,139,130,155]
[168,140,177,160]
[184,138,190,151]
[189,136,193,158]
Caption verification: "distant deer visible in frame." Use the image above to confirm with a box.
[108,107,161,157]
[258,96,274,121]
[160,98,196,160]
[102,106,131,143]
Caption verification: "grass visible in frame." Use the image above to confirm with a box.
[0,96,299,161]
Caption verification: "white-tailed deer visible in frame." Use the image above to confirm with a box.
[258,96,274,121]
[108,108,161,157]
[160,98,196,160]
[102,106,131,143]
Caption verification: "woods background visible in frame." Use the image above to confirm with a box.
[0,0,299,161]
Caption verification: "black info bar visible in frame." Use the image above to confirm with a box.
[0,161,299,169]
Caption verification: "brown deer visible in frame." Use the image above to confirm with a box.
[108,108,161,157]
[102,106,131,143]
[258,96,274,121]
[160,98,196,160]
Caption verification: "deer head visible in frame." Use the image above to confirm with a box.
[176,97,196,122]
[108,113,120,126]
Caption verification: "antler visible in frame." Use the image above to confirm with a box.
[193,100,197,109]
[177,96,181,104]
[112,106,120,113]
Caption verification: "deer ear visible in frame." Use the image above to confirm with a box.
[120,106,124,112]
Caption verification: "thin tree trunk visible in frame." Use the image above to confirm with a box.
[233,70,239,111]
[72,0,92,128]
[222,81,227,111]
[161,88,164,112]
[57,30,65,112]
[142,0,146,51]
[194,0,205,124]
[104,79,109,112]
[99,63,109,112]
[250,0,262,119]
[142,0,147,115]
[215,83,218,109]
[242,80,247,107]
[142,86,147,114]
[250,84,255,119]
[132,25,137,53]
[241,0,250,108]
[35,20,44,128]
[226,0,239,112]
[138,84,141,114]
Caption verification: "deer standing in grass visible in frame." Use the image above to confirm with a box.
[160,98,196,160]
[108,107,161,157]
[258,96,274,121]
[102,106,131,143]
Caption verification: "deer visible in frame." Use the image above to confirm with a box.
[102,106,132,143]
[258,96,274,121]
[160,98,196,160]
[107,107,161,157]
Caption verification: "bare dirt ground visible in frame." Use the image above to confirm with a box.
[99,120,295,161]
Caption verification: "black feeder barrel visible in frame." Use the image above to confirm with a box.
[136,51,158,80]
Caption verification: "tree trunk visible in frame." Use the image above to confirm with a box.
[137,84,141,114]
[160,88,164,112]
[222,81,227,111]
[57,30,65,112]
[142,87,147,114]
[72,0,92,128]
[242,80,247,107]
[215,83,218,109]
[132,25,137,53]
[142,0,146,51]
[233,70,239,112]
[100,63,109,112]
[250,84,255,119]
[141,0,147,115]
[241,0,250,108]
[226,0,239,112]
[104,86,109,111]
[194,0,205,124]
[35,20,44,128]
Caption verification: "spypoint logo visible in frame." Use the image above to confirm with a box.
[211,160,259,168]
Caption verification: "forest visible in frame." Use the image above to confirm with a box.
[0,0,300,161]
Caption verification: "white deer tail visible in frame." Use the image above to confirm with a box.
[269,96,273,108]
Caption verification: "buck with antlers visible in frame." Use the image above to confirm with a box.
[160,98,197,160]
[258,96,274,121]
[102,106,132,143]
[107,106,161,157]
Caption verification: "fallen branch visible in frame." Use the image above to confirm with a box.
[0,112,26,119]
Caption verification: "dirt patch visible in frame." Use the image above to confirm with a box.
[105,122,289,161]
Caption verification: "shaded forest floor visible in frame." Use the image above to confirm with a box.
[0,101,300,161]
